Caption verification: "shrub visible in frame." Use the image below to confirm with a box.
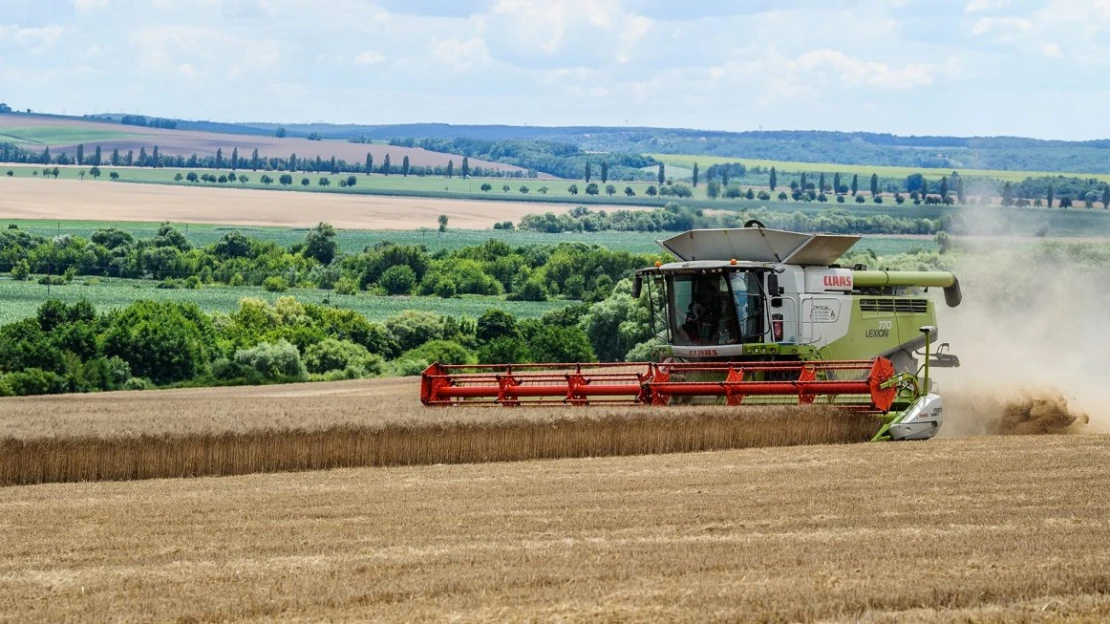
[233,340,307,381]
[334,276,358,295]
[379,265,417,295]
[4,368,68,396]
[477,337,529,364]
[123,377,151,391]
[402,340,474,366]
[303,338,384,375]
[10,260,29,281]
[395,358,430,377]
[262,276,288,292]
[385,310,443,351]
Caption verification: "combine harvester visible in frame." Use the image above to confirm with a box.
[422,223,962,441]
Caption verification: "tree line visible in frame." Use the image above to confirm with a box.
[1,223,659,304]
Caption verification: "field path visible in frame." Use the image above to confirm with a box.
[0,178,569,229]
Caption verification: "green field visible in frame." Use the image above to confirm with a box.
[0,277,570,326]
[1,219,937,256]
[2,164,672,200]
[649,153,1110,185]
[0,126,141,146]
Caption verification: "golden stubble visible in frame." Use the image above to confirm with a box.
[0,435,1108,622]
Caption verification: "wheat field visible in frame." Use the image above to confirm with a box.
[0,378,878,486]
[0,434,1108,622]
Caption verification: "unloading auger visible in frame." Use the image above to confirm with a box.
[422,223,962,441]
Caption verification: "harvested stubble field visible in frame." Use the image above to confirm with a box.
[0,178,568,230]
[0,433,1108,622]
[0,378,878,486]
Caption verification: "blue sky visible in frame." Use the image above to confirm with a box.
[1,0,1107,139]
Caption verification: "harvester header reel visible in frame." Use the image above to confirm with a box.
[421,358,902,412]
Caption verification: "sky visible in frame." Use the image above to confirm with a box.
[1,0,1108,140]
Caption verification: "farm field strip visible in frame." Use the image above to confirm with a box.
[650,153,1110,184]
[0,177,574,230]
[0,434,1108,621]
[0,278,570,326]
[0,377,879,486]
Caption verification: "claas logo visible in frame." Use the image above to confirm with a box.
[823,275,853,288]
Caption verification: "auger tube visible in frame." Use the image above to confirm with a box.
[851,270,962,307]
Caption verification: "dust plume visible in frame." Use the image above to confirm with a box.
[933,234,1109,437]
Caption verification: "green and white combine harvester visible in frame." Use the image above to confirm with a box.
[422,222,962,441]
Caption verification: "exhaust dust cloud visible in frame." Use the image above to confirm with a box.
[933,239,1106,437]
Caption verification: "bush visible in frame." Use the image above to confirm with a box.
[334,276,359,295]
[10,260,29,281]
[402,340,474,365]
[262,276,288,292]
[4,368,68,396]
[38,275,66,286]
[303,338,384,375]
[477,337,529,364]
[385,310,443,351]
[103,300,216,385]
[395,358,430,377]
[379,265,417,295]
[233,340,307,381]
[123,377,152,391]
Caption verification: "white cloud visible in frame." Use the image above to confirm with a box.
[964,0,1009,13]
[1040,42,1062,57]
[790,49,936,88]
[971,16,1032,36]
[354,50,385,64]
[428,37,491,70]
[0,25,65,52]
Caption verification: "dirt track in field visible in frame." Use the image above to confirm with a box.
[1,434,1108,622]
[0,178,566,229]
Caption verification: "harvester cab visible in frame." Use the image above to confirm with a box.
[421,222,962,442]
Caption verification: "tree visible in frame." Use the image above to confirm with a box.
[365,153,373,175]
[251,148,260,170]
[956,176,966,204]
[692,163,699,188]
[446,160,454,178]
[438,215,449,232]
[850,174,858,196]
[585,161,592,183]
[800,172,807,191]
[769,167,777,191]
[502,184,511,193]
[657,163,665,185]
[109,171,119,180]
[1046,183,1054,208]
[605,184,616,196]
[519,185,530,194]
[600,162,609,184]
[186,172,199,183]
[230,147,238,169]
[585,183,600,196]
[301,177,310,186]
[89,166,101,179]
[568,184,579,195]
[318,176,330,187]
[103,301,215,385]
[279,174,293,186]
[401,155,410,177]
[833,172,841,194]
[870,173,879,197]
[215,148,224,169]
[76,144,84,166]
[382,154,391,175]
[379,265,417,295]
[274,126,287,138]
[624,186,635,197]
[646,185,658,196]
[481,183,492,192]
[346,175,357,187]
[92,145,102,166]
[706,180,721,199]
[111,148,120,166]
[939,176,949,200]
[303,222,338,264]
[1102,185,1110,209]
[461,157,470,178]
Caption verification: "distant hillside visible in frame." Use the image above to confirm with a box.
[0,113,530,176]
[203,122,1110,175]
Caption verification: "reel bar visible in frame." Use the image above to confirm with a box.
[421,358,898,411]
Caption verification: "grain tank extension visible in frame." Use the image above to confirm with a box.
[422,223,962,441]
